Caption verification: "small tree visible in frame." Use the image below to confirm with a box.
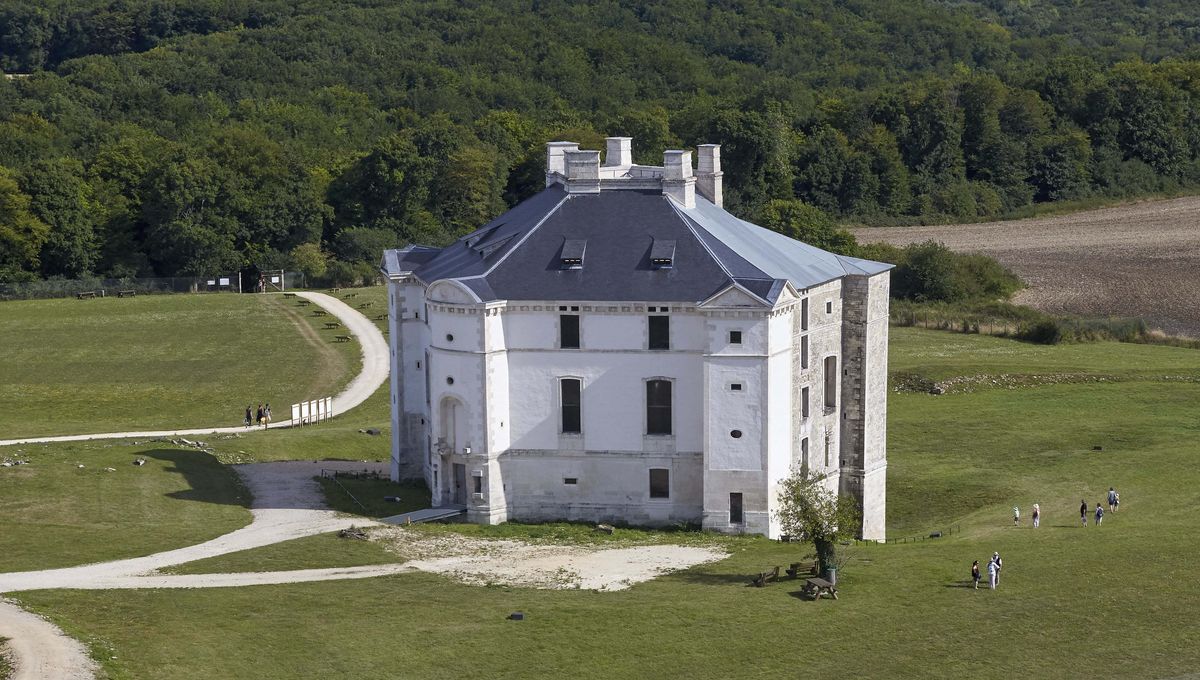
[774,470,861,574]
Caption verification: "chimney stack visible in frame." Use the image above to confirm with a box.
[545,141,580,187]
[564,149,601,194]
[604,137,633,167]
[662,150,695,208]
[696,144,723,208]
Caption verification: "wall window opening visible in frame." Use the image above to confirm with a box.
[802,387,810,419]
[649,468,670,499]
[561,378,582,434]
[729,330,742,345]
[824,356,838,409]
[646,379,673,435]
[729,492,743,524]
[560,314,580,348]
[648,315,670,350]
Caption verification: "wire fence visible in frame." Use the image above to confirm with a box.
[0,272,304,301]
[856,523,962,545]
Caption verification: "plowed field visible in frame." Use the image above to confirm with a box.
[852,196,1200,337]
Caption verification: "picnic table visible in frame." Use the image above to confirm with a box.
[802,577,838,600]
[334,335,351,343]
[283,292,297,298]
[75,291,97,300]
[117,289,136,298]
[324,321,342,329]
[312,310,327,316]
[297,299,311,306]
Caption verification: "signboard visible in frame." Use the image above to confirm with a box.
[219,277,230,286]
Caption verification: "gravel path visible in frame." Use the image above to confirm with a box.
[851,196,1200,337]
[0,600,95,680]
[0,290,390,448]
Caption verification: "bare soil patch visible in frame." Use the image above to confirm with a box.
[852,196,1200,337]
[372,527,727,591]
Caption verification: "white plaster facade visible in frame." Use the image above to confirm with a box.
[382,138,890,539]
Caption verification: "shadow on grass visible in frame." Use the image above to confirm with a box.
[670,570,756,587]
[145,449,249,509]
[943,581,977,589]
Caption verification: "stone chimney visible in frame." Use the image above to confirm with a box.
[545,141,580,187]
[662,150,695,208]
[696,144,723,208]
[564,149,601,194]
[604,137,632,167]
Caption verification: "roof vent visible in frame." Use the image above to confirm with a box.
[560,239,586,270]
[650,239,676,270]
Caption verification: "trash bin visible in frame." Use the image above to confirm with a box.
[823,566,837,585]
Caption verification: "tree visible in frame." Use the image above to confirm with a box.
[758,199,857,254]
[23,158,98,278]
[774,470,861,573]
[289,243,327,281]
[0,166,49,282]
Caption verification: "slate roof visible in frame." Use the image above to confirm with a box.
[380,186,891,304]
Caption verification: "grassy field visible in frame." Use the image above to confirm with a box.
[0,442,249,572]
[0,292,358,438]
[8,328,1200,679]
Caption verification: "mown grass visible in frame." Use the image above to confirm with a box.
[317,476,429,517]
[0,442,250,572]
[163,532,398,575]
[11,328,1200,679]
[0,293,354,438]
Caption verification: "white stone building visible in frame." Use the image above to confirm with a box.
[380,137,891,539]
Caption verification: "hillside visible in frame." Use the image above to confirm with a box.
[852,196,1200,338]
[2,0,1200,283]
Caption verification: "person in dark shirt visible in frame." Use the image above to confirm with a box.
[1080,499,1089,526]
[972,560,981,590]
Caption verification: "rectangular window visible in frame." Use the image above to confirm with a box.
[729,330,742,345]
[472,475,482,495]
[561,378,581,434]
[801,336,809,369]
[564,477,578,485]
[649,468,670,499]
[729,492,743,524]
[824,356,838,409]
[648,315,670,350]
[801,298,809,331]
[801,437,810,473]
[646,379,672,435]
[826,301,833,314]
[730,383,743,392]
[802,387,810,419]
[560,314,580,348]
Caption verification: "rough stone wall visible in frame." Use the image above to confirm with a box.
[839,272,889,540]
[390,279,431,482]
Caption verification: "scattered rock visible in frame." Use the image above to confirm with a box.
[77,464,85,469]
[339,526,369,540]
[930,385,945,395]
[104,467,116,472]
[133,458,146,467]
[384,496,402,502]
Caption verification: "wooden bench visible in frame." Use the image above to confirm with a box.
[334,335,351,343]
[750,566,781,587]
[357,302,373,308]
[297,299,311,306]
[75,291,97,300]
[117,289,136,298]
[312,310,327,316]
[786,560,818,579]
[324,321,342,329]
[374,313,387,321]
[283,292,297,298]
[343,292,357,299]
[802,577,838,600]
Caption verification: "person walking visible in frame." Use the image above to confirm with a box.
[987,556,998,590]
[264,403,272,426]
[244,405,252,428]
[1108,487,1118,513]
[1032,503,1040,528]
[1114,490,1120,512]
[256,403,264,428]
[1013,505,1020,526]
[993,552,1003,585]
[1081,499,1089,526]
[972,560,981,590]
[1095,502,1104,526]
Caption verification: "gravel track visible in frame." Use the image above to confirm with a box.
[852,196,1200,337]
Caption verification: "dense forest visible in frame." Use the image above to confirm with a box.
[1,0,1200,284]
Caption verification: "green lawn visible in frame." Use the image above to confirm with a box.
[163,532,399,575]
[0,442,250,572]
[9,328,1200,679]
[0,293,356,438]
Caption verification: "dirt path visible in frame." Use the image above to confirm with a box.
[0,461,725,677]
[0,291,391,448]
[851,196,1200,337]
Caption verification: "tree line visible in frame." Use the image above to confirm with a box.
[2,0,1199,287]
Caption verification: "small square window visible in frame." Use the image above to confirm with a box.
[729,330,742,344]
[564,477,578,485]
[730,383,743,391]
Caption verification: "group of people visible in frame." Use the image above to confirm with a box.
[1081,487,1120,526]
[976,487,1123,591]
[244,403,272,429]
[1008,487,1121,529]
[971,552,1004,590]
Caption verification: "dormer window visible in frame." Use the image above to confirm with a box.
[561,239,586,270]
[650,239,675,270]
